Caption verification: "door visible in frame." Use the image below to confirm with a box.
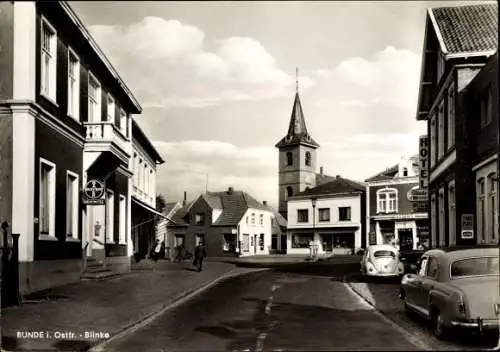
[322,234,333,252]
[280,234,287,253]
[419,256,440,316]
[271,234,278,250]
[409,256,430,316]
[399,229,413,250]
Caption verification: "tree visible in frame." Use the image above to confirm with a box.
[156,194,167,213]
[156,194,166,213]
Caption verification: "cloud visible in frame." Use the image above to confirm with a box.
[313,46,421,110]
[153,140,278,207]
[89,18,314,109]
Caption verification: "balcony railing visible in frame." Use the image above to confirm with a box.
[84,122,132,155]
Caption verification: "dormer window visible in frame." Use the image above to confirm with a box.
[402,167,408,177]
[286,152,293,166]
[305,151,311,166]
[195,213,205,225]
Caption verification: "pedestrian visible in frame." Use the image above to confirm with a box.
[193,240,207,272]
[417,242,424,250]
[152,239,161,263]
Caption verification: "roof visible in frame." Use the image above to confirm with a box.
[365,164,399,182]
[163,202,179,216]
[60,2,142,113]
[202,193,223,209]
[316,173,337,186]
[275,93,320,149]
[293,175,365,198]
[367,244,398,253]
[273,211,288,228]
[429,3,498,56]
[168,201,195,227]
[132,119,165,164]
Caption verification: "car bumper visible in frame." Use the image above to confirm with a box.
[365,271,402,277]
[450,318,499,331]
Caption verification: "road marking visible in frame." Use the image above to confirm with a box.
[344,282,433,351]
[89,268,269,352]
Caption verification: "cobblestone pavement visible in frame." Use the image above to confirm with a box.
[344,273,499,351]
[1,261,259,351]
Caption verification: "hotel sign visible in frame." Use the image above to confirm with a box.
[419,135,429,189]
[461,214,474,239]
[82,179,105,205]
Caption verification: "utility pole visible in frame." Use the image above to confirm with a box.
[205,173,208,195]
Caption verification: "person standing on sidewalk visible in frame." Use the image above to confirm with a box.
[193,241,207,272]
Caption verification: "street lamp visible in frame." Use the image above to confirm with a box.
[311,196,317,259]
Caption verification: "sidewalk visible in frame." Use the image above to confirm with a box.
[209,254,362,267]
[1,261,261,351]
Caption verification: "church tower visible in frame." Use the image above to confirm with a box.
[275,68,320,220]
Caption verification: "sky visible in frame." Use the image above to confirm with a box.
[70,0,488,209]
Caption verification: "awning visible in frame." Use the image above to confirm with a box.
[132,198,173,222]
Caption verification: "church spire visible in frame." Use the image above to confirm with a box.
[274,68,320,149]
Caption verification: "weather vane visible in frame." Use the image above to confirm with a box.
[296,67,299,93]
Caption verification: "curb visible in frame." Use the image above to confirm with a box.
[88,267,268,352]
[343,277,434,351]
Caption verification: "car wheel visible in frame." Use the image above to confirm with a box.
[432,310,448,340]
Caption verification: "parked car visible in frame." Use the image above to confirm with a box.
[399,249,424,273]
[360,244,404,278]
[399,245,500,340]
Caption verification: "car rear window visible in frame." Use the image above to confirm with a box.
[450,257,499,278]
[374,250,396,258]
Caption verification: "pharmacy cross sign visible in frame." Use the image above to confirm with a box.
[83,180,105,205]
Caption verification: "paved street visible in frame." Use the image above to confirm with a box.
[96,270,423,352]
[345,274,499,351]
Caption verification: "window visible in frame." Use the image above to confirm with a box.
[106,190,114,243]
[377,188,398,213]
[67,49,80,119]
[39,159,56,237]
[374,250,396,258]
[305,151,311,166]
[259,214,264,225]
[120,109,127,136]
[478,178,485,243]
[40,17,57,101]
[447,85,455,149]
[402,167,408,177]
[297,209,308,223]
[88,73,101,122]
[107,95,115,122]
[488,173,497,242]
[448,182,456,246]
[196,234,205,246]
[427,257,439,278]
[430,114,437,168]
[251,213,256,225]
[259,233,264,251]
[66,171,79,238]
[480,86,492,128]
[451,257,499,278]
[175,234,185,247]
[318,208,330,222]
[292,233,313,248]
[246,216,248,224]
[339,207,351,221]
[286,187,293,198]
[118,194,126,244]
[418,257,428,276]
[438,100,445,159]
[195,213,205,225]
[286,152,293,166]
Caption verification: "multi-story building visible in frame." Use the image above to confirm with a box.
[287,176,366,255]
[365,156,429,250]
[130,120,165,259]
[168,188,278,257]
[0,1,162,293]
[415,3,497,247]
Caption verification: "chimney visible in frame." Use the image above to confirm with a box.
[263,201,268,206]
[320,166,324,175]
[183,191,187,206]
[227,186,234,195]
